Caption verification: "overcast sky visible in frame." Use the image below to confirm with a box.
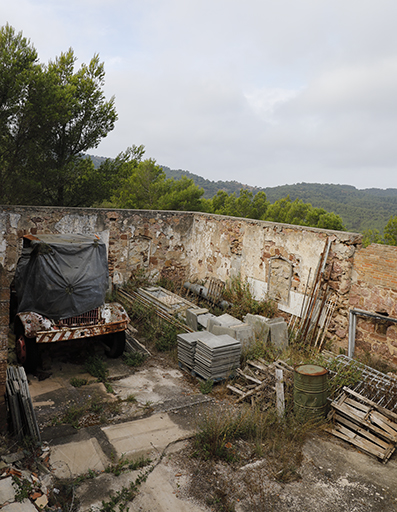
[4,1,397,190]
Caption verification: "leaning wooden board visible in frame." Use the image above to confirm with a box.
[328,387,397,463]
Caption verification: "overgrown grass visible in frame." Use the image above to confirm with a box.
[199,379,214,395]
[194,405,322,482]
[52,394,121,429]
[223,275,277,321]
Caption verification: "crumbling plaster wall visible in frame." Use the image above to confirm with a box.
[349,244,397,365]
[0,205,362,421]
[187,213,361,343]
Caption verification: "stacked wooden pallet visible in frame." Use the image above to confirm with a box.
[328,387,397,463]
[227,359,293,408]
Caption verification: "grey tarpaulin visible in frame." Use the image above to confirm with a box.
[15,233,109,320]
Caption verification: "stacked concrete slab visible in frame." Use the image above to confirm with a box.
[177,332,199,370]
[207,313,254,347]
[194,332,241,380]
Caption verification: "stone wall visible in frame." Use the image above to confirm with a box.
[349,244,397,364]
[0,205,363,422]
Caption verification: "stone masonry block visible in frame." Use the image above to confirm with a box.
[243,314,270,343]
[206,316,222,332]
[211,323,253,347]
[186,308,208,331]
[268,320,288,351]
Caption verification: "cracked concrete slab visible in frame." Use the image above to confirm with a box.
[50,437,109,478]
[101,413,193,459]
[0,476,15,506]
[1,501,37,512]
[128,463,206,512]
[112,366,185,405]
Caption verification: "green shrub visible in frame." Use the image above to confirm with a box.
[123,351,146,367]
[155,322,178,352]
[84,355,108,383]
[70,377,88,388]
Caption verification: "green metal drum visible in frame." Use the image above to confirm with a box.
[294,364,328,418]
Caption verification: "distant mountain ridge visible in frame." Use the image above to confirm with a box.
[162,167,397,233]
[88,156,397,233]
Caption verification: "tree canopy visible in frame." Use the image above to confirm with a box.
[0,24,117,206]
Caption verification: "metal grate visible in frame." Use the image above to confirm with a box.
[58,308,99,327]
[327,355,397,413]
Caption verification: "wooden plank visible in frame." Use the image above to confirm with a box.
[247,360,270,372]
[370,411,397,440]
[331,424,386,459]
[344,397,370,413]
[237,368,262,385]
[227,384,245,396]
[334,414,390,449]
[332,402,397,443]
[332,401,367,420]
[275,369,285,417]
[343,387,397,422]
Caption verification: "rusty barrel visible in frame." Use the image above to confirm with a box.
[294,364,328,418]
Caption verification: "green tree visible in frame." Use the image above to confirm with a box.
[0,25,118,206]
[112,158,204,211]
[362,228,383,247]
[384,215,397,246]
[0,24,39,202]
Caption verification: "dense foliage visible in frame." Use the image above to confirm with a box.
[164,169,397,234]
[0,24,118,206]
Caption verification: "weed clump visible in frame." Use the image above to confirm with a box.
[70,377,89,388]
[84,355,108,383]
[194,405,322,482]
[223,275,276,321]
[123,351,146,367]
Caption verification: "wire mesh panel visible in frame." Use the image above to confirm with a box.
[327,355,397,414]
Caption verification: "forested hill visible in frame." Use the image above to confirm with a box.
[162,167,397,233]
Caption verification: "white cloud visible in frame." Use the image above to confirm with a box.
[3,0,397,189]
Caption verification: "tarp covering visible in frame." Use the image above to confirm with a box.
[15,234,109,320]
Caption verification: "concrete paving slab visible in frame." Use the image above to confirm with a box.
[0,476,15,506]
[50,437,109,478]
[2,501,37,512]
[101,413,192,459]
[76,469,141,511]
[112,367,184,404]
[128,462,206,512]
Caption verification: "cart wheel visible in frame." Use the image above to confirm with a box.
[16,333,27,365]
[105,331,126,358]
[15,332,38,372]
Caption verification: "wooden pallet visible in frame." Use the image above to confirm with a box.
[226,359,293,408]
[328,387,397,463]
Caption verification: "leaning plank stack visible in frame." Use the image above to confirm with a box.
[6,366,41,442]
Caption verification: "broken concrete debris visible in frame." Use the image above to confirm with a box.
[0,444,52,510]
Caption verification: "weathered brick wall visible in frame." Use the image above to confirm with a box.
[0,205,363,421]
[349,244,397,364]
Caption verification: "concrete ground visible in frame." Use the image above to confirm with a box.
[3,340,397,511]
